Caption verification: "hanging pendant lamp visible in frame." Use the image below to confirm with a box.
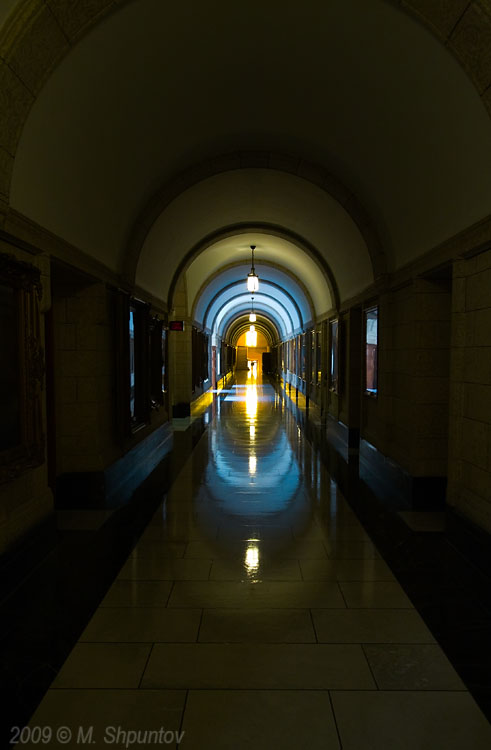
[247,245,259,292]
[249,296,256,323]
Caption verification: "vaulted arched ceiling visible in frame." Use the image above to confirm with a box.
[188,235,324,342]
[216,299,287,341]
[193,262,314,328]
[205,286,298,337]
[137,177,366,308]
[3,0,491,311]
[226,316,279,347]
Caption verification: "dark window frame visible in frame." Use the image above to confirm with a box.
[0,252,44,483]
[148,316,167,412]
[364,305,379,398]
[192,326,209,392]
[329,318,339,393]
[300,333,306,381]
[129,299,150,431]
[315,329,322,385]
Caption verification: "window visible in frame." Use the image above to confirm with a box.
[161,327,167,394]
[300,334,306,380]
[365,306,378,395]
[148,316,166,411]
[192,327,209,391]
[311,330,316,384]
[128,300,149,429]
[329,319,339,392]
[316,330,322,384]
[0,252,44,482]
[129,307,136,419]
[0,283,20,449]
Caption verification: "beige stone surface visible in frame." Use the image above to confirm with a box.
[46,0,117,41]
[0,58,33,154]
[0,144,13,198]
[0,0,69,95]
[450,2,491,93]
[401,0,470,39]
[466,266,491,309]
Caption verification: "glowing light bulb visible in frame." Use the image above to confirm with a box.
[247,273,259,292]
[246,245,259,292]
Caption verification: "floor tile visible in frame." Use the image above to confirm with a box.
[118,558,212,580]
[80,607,202,642]
[223,512,314,528]
[168,581,345,608]
[280,540,329,558]
[300,558,395,581]
[141,643,375,689]
[295,525,370,542]
[180,690,340,749]
[339,581,414,608]
[185,541,228,558]
[326,541,380,559]
[317,505,358,524]
[331,691,491,749]
[141,526,217,542]
[312,608,435,643]
[363,644,466,689]
[130,541,186,558]
[52,643,151,688]
[216,524,293,541]
[25,690,186,749]
[199,608,316,643]
[100,580,173,607]
[209,558,302,581]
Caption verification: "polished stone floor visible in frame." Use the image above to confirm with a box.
[23,376,491,748]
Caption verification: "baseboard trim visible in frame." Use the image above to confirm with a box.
[360,439,446,511]
[56,422,173,509]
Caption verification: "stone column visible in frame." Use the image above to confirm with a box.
[169,273,193,417]
[447,252,491,534]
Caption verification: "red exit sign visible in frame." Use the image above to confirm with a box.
[169,320,185,331]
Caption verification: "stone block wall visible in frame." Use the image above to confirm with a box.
[52,279,120,475]
[362,278,451,479]
[448,249,491,533]
[169,273,193,411]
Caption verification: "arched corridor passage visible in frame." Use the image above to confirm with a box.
[24,371,491,748]
[2,0,491,747]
